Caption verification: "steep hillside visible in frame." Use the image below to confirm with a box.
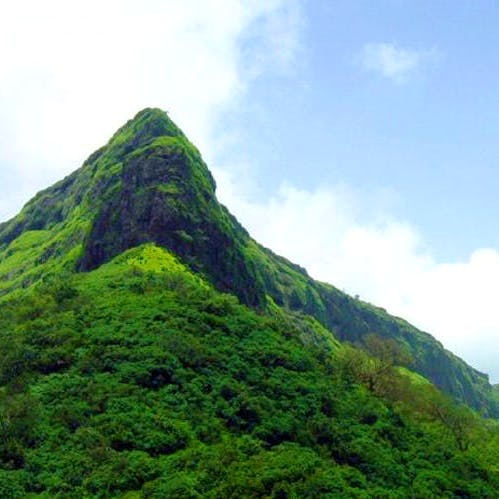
[0,108,495,414]
[1,244,499,497]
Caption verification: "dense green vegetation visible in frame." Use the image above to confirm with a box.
[2,108,499,496]
[1,245,499,497]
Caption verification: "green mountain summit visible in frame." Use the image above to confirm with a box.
[1,108,493,412]
[1,109,499,496]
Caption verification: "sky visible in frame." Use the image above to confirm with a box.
[2,0,499,381]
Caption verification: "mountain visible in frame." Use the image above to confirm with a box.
[1,108,499,496]
[0,108,495,415]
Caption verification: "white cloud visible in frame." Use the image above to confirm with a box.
[360,42,435,82]
[0,0,301,221]
[214,168,499,382]
[241,0,304,78]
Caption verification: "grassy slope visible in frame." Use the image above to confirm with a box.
[1,244,499,497]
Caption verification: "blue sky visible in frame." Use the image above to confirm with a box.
[225,0,499,261]
[2,1,499,380]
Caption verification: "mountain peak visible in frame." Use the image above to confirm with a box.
[95,108,187,163]
[120,107,183,137]
[0,107,217,286]
[111,108,184,145]
[78,108,222,273]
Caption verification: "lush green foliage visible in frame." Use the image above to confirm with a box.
[1,245,499,497]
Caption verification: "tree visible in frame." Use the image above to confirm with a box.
[336,334,412,399]
[427,394,479,451]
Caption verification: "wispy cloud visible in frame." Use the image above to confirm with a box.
[360,43,436,83]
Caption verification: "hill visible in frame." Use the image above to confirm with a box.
[0,108,495,415]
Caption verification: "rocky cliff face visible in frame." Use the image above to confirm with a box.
[78,127,262,307]
[0,108,496,414]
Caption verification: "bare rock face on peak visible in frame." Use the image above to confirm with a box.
[77,109,262,307]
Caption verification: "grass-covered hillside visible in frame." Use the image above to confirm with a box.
[0,108,495,414]
[2,244,499,497]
